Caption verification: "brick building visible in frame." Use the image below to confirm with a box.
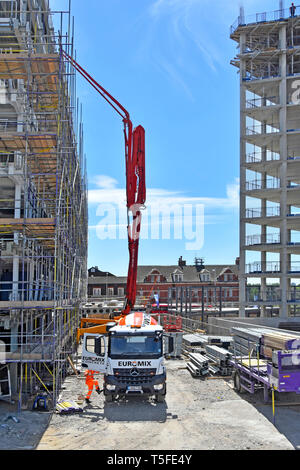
[88,258,240,307]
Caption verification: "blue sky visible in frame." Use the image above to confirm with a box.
[50,0,283,275]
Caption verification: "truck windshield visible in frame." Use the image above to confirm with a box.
[109,334,162,359]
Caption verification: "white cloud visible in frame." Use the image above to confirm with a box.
[88,176,237,250]
[88,174,239,210]
[137,0,277,97]
[92,175,119,190]
[146,0,234,73]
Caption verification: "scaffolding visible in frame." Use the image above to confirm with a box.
[0,0,88,409]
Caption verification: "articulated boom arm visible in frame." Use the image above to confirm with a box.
[63,51,146,315]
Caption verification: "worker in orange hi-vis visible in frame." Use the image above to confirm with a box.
[85,370,102,404]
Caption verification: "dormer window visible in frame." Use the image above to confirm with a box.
[172,270,183,282]
[200,269,210,282]
[145,269,163,284]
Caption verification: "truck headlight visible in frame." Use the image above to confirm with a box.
[154,384,164,391]
[106,385,116,391]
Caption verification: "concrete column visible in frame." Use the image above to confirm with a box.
[279,25,288,317]
[261,118,267,318]
[239,32,247,318]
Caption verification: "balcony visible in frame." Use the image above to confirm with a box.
[246,151,280,163]
[246,286,282,302]
[246,261,281,274]
[230,6,299,35]
[245,178,280,191]
[245,124,280,136]
[246,233,281,246]
[246,96,279,109]
[245,207,281,219]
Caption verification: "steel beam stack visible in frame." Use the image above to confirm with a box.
[186,353,209,377]
[204,345,233,376]
[182,334,205,354]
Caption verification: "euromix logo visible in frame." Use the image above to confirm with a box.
[0,340,6,364]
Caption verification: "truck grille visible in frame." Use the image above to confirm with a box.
[113,368,156,385]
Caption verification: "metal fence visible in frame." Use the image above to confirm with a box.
[230,5,300,35]
[245,233,281,246]
[246,261,281,274]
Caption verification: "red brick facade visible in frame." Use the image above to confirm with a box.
[88,261,240,306]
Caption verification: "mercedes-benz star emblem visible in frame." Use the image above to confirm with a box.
[130,368,139,376]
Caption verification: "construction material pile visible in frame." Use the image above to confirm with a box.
[185,327,300,378]
[186,353,209,377]
[56,401,83,415]
[205,345,233,376]
[231,328,262,357]
[262,330,300,358]
[184,333,233,378]
[231,327,300,360]
[182,334,205,354]
[182,334,232,355]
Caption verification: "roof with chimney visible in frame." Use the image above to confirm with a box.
[88,258,239,285]
[136,264,239,283]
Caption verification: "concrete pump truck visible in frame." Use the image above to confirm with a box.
[63,52,173,402]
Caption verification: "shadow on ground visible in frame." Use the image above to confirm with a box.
[77,396,171,423]
[0,401,51,450]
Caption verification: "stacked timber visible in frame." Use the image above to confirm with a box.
[261,330,300,359]
[231,327,300,360]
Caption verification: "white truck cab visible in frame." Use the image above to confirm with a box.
[81,312,174,402]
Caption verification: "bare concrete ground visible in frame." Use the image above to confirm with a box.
[33,359,300,451]
[0,401,50,450]
[1,359,300,450]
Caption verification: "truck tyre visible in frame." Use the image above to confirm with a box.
[156,394,165,403]
[105,394,114,402]
[233,371,245,394]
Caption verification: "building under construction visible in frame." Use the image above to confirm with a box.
[231,4,300,318]
[0,0,88,408]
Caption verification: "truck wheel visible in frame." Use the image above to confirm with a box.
[156,394,165,403]
[233,371,245,394]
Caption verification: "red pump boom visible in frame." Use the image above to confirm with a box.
[63,51,146,315]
